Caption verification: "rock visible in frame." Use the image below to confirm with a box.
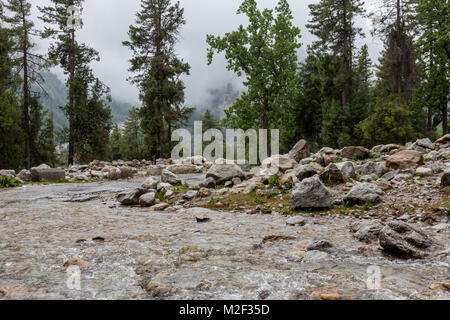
[381,170,399,181]
[311,287,341,300]
[440,171,450,187]
[379,221,435,259]
[303,250,330,263]
[309,162,324,172]
[375,180,393,191]
[291,176,333,209]
[145,281,173,298]
[199,177,216,189]
[379,144,401,154]
[117,188,147,205]
[224,181,233,188]
[292,164,317,182]
[196,213,210,223]
[232,177,242,186]
[166,164,202,174]
[415,167,433,177]
[150,203,170,211]
[161,169,181,185]
[139,192,156,207]
[17,169,31,182]
[319,164,345,184]
[36,163,50,169]
[30,168,65,182]
[142,176,160,189]
[108,167,122,180]
[344,183,383,204]
[286,216,306,226]
[335,162,356,180]
[360,174,376,183]
[386,150,424,170]
[357,161,387,178]
[183,190,198,200]
[289,139,311,162]
[435,134,450,144]
[307,240,332,251]
[353,221,384,243]
[416,138,435,150]
[118,166,133,179]
[341,146,370,160]
[278,174,293,188]
[198,188,212,197]
[157,182,172,192]
[0,170,15,178]
[261,155,298,173]
[206,163,244,184]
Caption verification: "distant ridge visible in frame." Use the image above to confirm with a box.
[33,72,134,129]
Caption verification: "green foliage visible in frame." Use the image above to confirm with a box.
[268,173,280,188]
[156,188,167,201]
[123,0,192,159]
[0,176,21,188]
[120,107,143,161]
[207,0,302,153]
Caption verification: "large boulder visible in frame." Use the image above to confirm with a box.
[30,167,65,182]
[344,183,383,204]
[441,170,450,187]
[108,167,122,180]
[117,188,147,206]
[340,146,370,160]
[353,221,384,243]
[379,221,436,259]
[206,164,244,184]
[435,134,450,145]
[386,150,424,170]
[261,155,297,173]
[17,169,31,182]
[0,170,16,178]
[119,166,133,179]
[416,138,435,150]
[141,176,160,190]
[292,164,317,182]
[357,161,387,178]
[335,162,356,180]
[288,139,311,162]
[291,176,333,209]
[319,164,345,185]
[199,177,216,189]
[161,169,181,185]
[166,164,203,174]
[139,192,156,207]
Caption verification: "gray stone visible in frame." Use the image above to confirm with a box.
[183,190,198,200]
[344,183,383,204]
[232,177,242,186]
[441,170,450,187]
[357,161,387,178]
[224,181,233,188]
[303,250,330,263]
[157,182,173,192]
[161,169,181,185]
[354,221,384,243]
[17,169,31,182]
[286,216,306,226]
[289,139,311,162]
[0,170,16,178]
[381,170,399,181]
[417,138,435,150]
[307,240,332,251]
[341,146,370,160]
[108,167,121,180]
[335,162,356,180]
[379,221,435,259]
[206,164,244,184]
[291,176,333,209]
[199,177,216,189]
[319,164,345,184]
[117,188,147,205]
[292,164,317,182]
[30,168,65,182]
[139,192,156,207]
[360,174,376,183]
[142,176,160,190]
[118,166,133,179]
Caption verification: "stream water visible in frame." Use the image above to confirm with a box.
[0,177,448,300]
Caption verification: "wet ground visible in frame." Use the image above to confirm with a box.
[0,177,448,300]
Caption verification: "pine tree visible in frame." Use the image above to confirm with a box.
[2,0,47,168]
[120,107,143,161]
[108,123,123,161]
[37,110,57,167]
[414,0,449,135]
[123,0,191,159]
[0,27,23,170]
[207,0,302,153]
[40,0,112,164]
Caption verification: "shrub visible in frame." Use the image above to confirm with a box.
[0,176,21,188]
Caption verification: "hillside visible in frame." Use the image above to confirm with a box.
[34,72,134,129]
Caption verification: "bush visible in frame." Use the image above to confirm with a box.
[0,176,21,188]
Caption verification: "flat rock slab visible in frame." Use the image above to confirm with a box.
[30,168,65,182]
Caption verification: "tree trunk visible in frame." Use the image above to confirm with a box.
[443,103,448,135]
[68,30,75,165]
[21,2,31,169]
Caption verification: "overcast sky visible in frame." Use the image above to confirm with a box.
[30,0,384,107]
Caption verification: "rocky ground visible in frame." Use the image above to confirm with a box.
[0,135,449,300]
